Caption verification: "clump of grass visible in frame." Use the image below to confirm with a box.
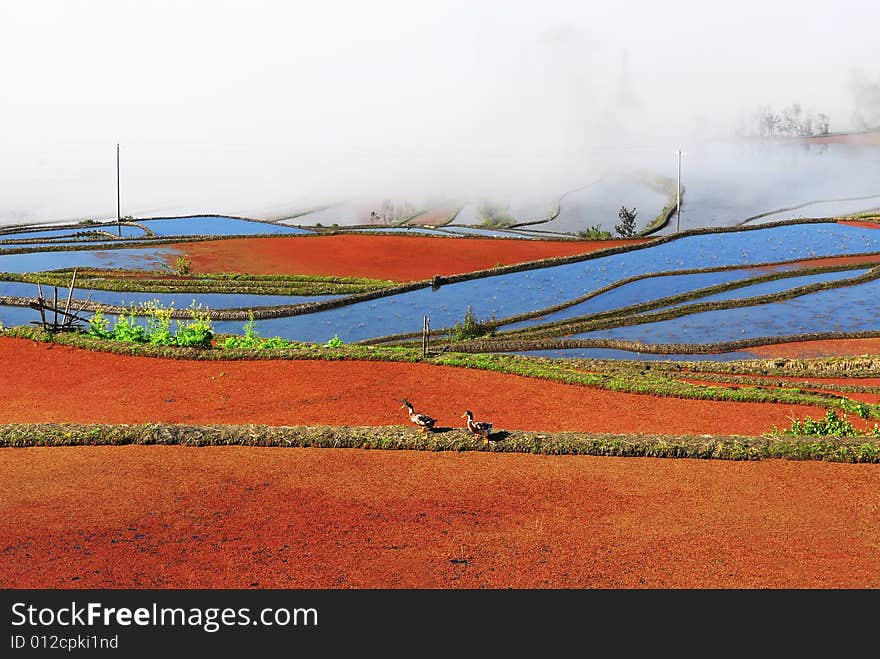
[449,306,495,341]
[770,408,880,437]
[577,225,612,239]
[324,334,344,348]
[221,311,292,350]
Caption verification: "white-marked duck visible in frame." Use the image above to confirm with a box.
[462,410,493,444]
[401,399,436,433]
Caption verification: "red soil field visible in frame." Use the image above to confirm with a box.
[165,234,649,281]
[2,337,878,589]
[753,252,880,272]
[804,130,880,147]
[0,338,845,435]
[2,446,879,588]
[839,220,880,230]
[748,338,880,359]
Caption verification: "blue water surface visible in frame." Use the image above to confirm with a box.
[0,281,340,311]
[503,268,758,330]
[0,247,180,272]
[138,216,312,236]
[198,223,880,343]
[657,268,871,310]
[0,223,147,241]
[2,222,878,347]
[571,276,880,344]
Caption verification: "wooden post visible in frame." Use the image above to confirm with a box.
[62,268,78,327]
[53,286,58,329]
[422,315,430,358]
[36,283,46,330]
[68,291,94,327]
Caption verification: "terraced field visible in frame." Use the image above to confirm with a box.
[2,213,880,588]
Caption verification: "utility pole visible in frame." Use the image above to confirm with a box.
[116,143,121,237]
[676,147,682,233]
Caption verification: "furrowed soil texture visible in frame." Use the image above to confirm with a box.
[0,338,842,435]
[2,446,879,588]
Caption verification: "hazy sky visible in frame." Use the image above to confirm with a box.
[2,0,879,221]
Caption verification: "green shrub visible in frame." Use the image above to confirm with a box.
[449,306,495,341]
[90,300,214,348]
[577,225,612,239]
[112,306,147,343]
[175,303,213,347]
[87,308,113,339]
[143,300,175,346]
[175,256,192,275]
[243,310,258,340]
[220,311,292,350]
[324,334,344,348]
[770,408,878,437]
[476,202,513,228]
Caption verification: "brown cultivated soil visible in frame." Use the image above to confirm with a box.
[747,338,880,359]
[2,446,880,588]
[803,130,880,147]
[753,252,880,272]
[840,220,880,230]
[2,336,879,589]
[0,338,840,435]
[165,234,650,281]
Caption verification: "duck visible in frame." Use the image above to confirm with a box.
[461,410,493,444]
[401,399,436,433]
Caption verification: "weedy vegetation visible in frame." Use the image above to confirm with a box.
[769,408,880,437]
[88,300,214,348]
[220,310,292,350]
[449,305,496,341]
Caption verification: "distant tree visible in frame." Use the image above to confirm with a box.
[849,71,880,130]
[380,199,394,224]
[615,206,638,238]
[750,104,830,138]
[756,106,781,137]
[781,104,802,136]
[476,201,513,228]
[800,114,812,136]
